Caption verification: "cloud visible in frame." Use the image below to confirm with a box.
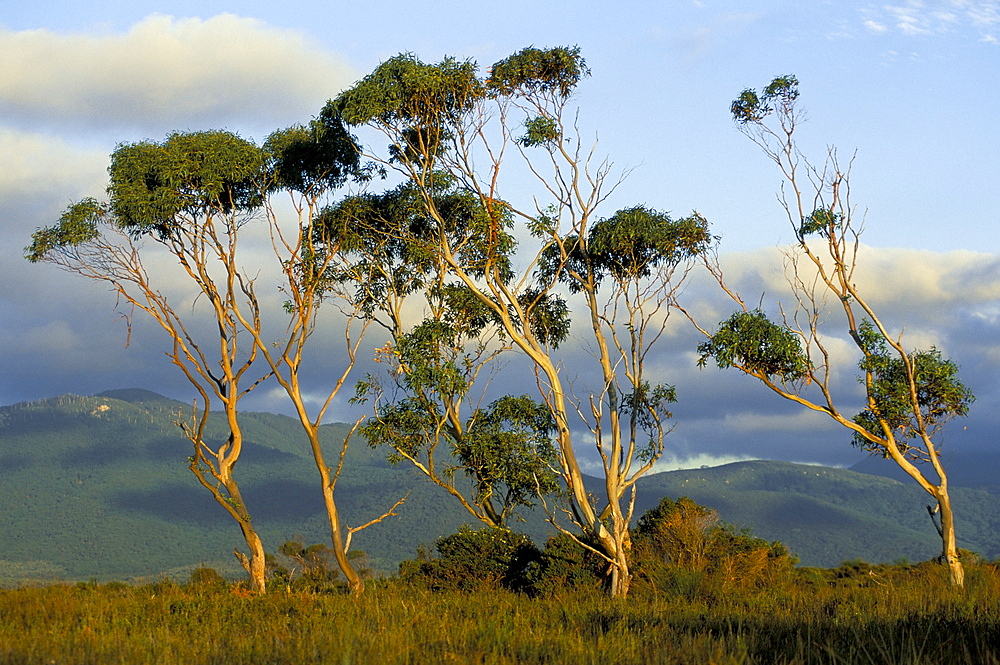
[0,14,356,136]
[861,1,1000,40]
[0,130,107,214]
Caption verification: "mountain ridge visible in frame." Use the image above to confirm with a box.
[1,390,997,584]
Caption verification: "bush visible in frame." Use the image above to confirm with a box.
[400,526,540,592]
[524,533,605,597]
[631,496,796,596]
[266,539,371,592]
[187,567,227,589]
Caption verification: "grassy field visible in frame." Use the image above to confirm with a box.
[1,560,998,665]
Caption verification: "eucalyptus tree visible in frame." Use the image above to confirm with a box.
[322,181,563,528]
[327,47,713,596]
[220,111,405,596]
[693,76,973,587]
[26,130,272,593]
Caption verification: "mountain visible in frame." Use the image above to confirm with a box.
[849,451,1000,495]
[632,461,1000,567]
[0,390,998,584]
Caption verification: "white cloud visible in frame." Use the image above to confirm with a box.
[0,130,107,208]
[712,245,1000,328]
[863,0,1000,39]
[0,14,355,134]
[652,452,757,472]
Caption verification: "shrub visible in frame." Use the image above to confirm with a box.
[266,539,371,592]
[187,567,227,589]
[400,526,540,592]
[524,533,605,597]
[631,496,796,596]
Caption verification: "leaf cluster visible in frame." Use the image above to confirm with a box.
[328,54,483,128]
[400,526,539,592]
[798,207,843,240]
[620,382,677,462]
[263,110,364,194]
[538,206,714,292]
[25,198,104,262]
[730,74,799,125]
[485,45,590,98]
[358,314,560,520]
[457,395,562,506]
[852,321,974,453]
[697,309,812,382]
[107,130,266,238]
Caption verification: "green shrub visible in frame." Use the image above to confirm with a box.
[187,567,227,589]
[400,526,539,592]
[525,533,605,596]
[265,539,370,592]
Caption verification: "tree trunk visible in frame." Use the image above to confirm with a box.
[322,483,365,595]
[609,549,631,598]
[937,488,965,589]
[234,525,268,594]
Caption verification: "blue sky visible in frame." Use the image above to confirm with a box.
[1,0,998,469]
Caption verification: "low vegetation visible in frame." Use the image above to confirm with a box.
[2,555,997,664]
[8,496,998,664]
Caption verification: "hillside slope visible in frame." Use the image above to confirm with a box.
[1,391,997,583]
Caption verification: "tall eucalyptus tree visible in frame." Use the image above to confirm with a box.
[27,130,273,592]
[327,47,713,596]
[693,76,973,587]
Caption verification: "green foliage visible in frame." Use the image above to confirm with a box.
[538,207,713,292]
[360,319,562,523]
[730,74,799,124]
[524,533,605,597]
[107,130,266,238]
[266,539,371,592]
[263,111,363,194]
[25,198,104,262]
[329,53,483,128]
[852,321,974,453]
[620,382,677,462]
[519,114,560,147]
[515,289,571,348]
[486,45,590,97]
[458,396,562,508]
[319,179,517,315]
[697,309,812,382]
[400,526,539,592]
[798,206,843,239]
[187,567,227,589]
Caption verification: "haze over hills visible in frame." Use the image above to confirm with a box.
[0,389,997,585]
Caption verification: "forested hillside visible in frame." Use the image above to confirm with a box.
[0,390,996,585]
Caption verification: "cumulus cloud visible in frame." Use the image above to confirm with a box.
[0,14,356,135]
[707,244,1000,335]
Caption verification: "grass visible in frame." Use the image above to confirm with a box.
[1,561,998,664]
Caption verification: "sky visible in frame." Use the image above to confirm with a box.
[1,0,998,471]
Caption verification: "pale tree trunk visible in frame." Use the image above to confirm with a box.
[299,415,365,596]
[321,482,365,595]
[936,488,965,588]
[233,521,268,594]
[213,475,268,594]
[608,524,631,598]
